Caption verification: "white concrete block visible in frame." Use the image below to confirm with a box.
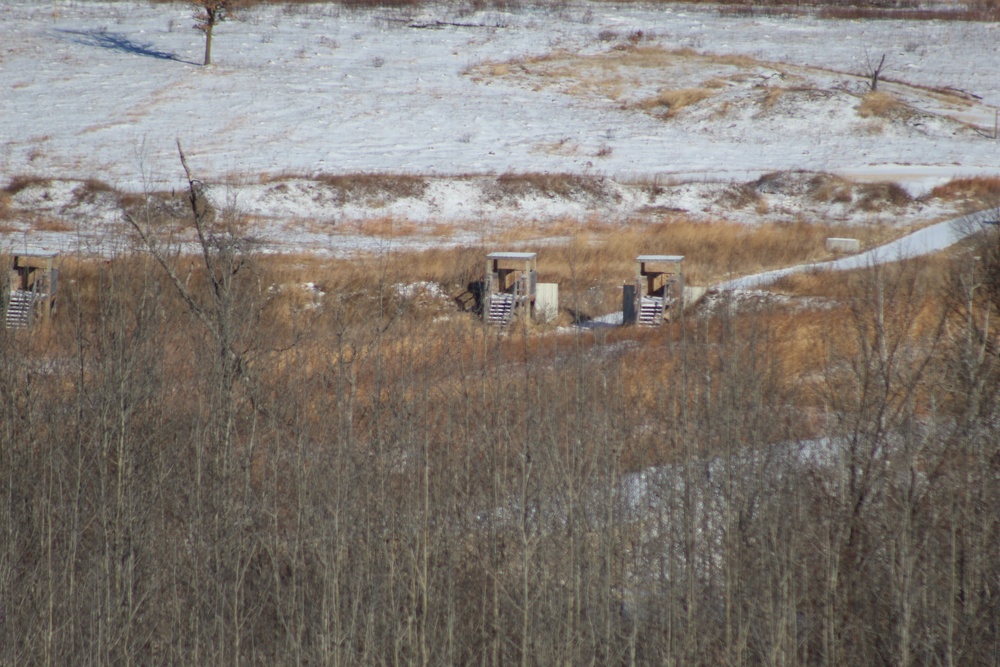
[826,237,860,253]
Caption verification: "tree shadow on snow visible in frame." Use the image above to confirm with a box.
[56,28,199,66]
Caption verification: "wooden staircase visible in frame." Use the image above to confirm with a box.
[4,290,37,329]
[638,296,665,326]
[486,293,515,325]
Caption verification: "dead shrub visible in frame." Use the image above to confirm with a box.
[855,182,912,211]
[755,170,825,197]
[718,184,764,209]
[808,173,854,204]
[627,29,653,44]
[119,189,201,230]
[71,179,116,205]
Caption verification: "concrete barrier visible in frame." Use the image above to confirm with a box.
[826,237,860,254]
[683,286,707,308]
[535,283,559,323]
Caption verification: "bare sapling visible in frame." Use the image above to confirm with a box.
[864,50,888,92]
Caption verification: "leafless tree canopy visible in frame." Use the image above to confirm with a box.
[2,168,999,665]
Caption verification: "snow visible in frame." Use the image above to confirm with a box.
[4,1,999,190]
[2,1,999,256]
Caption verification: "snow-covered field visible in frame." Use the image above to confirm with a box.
[2,0,999,255]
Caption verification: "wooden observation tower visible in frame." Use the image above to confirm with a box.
[622,255,684,326]
[483,252,537,325]
[5,252,59,329]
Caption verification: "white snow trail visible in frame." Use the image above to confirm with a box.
[713,215,972,291]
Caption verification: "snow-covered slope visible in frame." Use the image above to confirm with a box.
[3,1,999,191]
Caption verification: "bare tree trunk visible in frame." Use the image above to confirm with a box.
[203,8,216,66]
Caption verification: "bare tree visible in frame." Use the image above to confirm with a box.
[190,0,249,66]
[864,50,888,92]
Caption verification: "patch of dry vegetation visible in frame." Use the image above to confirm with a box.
[349,216,454,239]
[0,191,12,225]
[27,215,73,233]
[767,252,955,301]
[485,172,618,203]
[857,91,910,119]
[634,87,714,117]
[751,170,914,214]
[818,4,1000,21]
[928,176,1000,206]
[760,86,784,110]
[855,181,913,211]
[265,172,429,206]
[3,175,53,196]
[468,45,771,113]
[119,187,210,231]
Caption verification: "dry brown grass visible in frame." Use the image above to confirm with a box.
[29,215,73,232]
[351,216,454,239]
[761,86,784,110]
[753,171,913,213]
[240,216,888,325]
[265,172,429,205]
[3,175,53,196]
[854,182,913,211]
[819,5,1000,21]
[118,188,206,231]
[635,88,714,117]
[713,53,768,69]
[486,172,616,203]
[857,91,908,119]
[768,251,954,299]
[353,216,419,238]
[469,46,773,111]
[718,184,765,209]
[927,176,1000,205]
[29,228,955,456]
[0,191,12,223]
[808,173,855,204]
[860,119,886,135]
